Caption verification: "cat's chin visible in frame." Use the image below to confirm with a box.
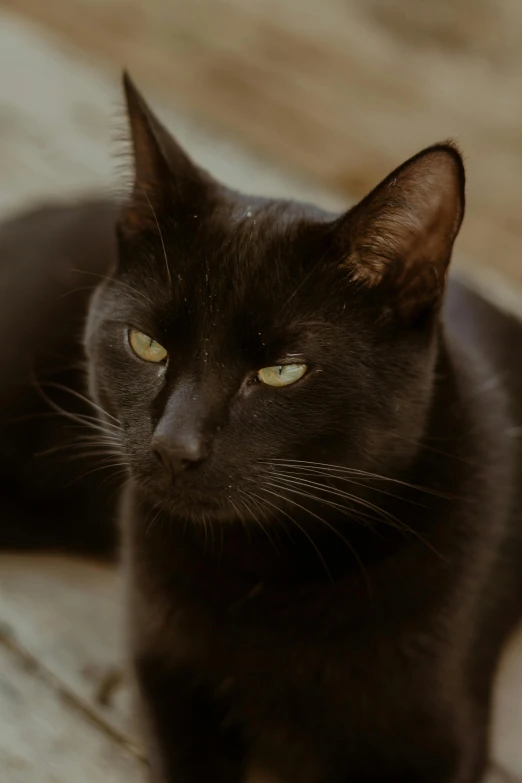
[138,487,247,526]
[176,500,241,525]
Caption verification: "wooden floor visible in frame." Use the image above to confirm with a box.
[0,9,521,782]
[0,556,143,782]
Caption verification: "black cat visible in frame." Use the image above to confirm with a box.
[1,74,521,782]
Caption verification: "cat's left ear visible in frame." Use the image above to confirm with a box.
[120,72,214,234]
[332,144,465,323]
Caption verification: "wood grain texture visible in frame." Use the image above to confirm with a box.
[0,625,143,782]
[0,555,136,743]
[2,0,522,293]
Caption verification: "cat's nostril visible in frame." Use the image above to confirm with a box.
[151,432,208,476]
[152,445,171,473]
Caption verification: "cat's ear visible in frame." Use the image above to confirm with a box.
[120,72,213,233]
[333,144,465,323]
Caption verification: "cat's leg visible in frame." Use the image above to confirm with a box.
[341,737,487,783]
[134,657,244,783]
[339,697,489,783]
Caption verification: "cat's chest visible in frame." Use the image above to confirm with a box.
[245,771,279,783]
[129,544,449,783]
[137,588,348,782]
[139,573,371,711]
[131,532,385,691]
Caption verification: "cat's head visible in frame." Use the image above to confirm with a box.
[85,74,464,524]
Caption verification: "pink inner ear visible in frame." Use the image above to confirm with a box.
[344,146,465,304]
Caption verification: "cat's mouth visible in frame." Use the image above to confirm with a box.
[165,494,242,524]
[138,470,245,523]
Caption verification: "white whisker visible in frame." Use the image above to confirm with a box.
[264,475,445,562]
[269,467,427,509]
[241,487,333,584]
[66,461,129,487]
[39,381,121,426]
[252,481,370,589]
[264,459,454,500]
[140,186,172,292]
[238,490,280,555]
[265,471,412,525]
[71,269,155,307]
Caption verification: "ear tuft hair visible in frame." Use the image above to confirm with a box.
[120,72,214,234]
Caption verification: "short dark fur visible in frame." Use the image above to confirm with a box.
[1,75,521,782]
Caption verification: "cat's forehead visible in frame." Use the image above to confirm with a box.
[226,194,326,225]
[184,195,332,289]
[114,194,344,335]
[176,206,320,317]
[225,193,331,236]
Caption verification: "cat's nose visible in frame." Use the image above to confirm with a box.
[151,431,209,475]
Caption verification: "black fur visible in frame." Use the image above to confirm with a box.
[1,75,521,782]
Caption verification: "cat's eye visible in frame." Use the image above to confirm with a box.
[128,329,168,363]
[257,364,307,387]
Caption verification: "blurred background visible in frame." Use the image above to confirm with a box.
[1,0,522,302]
[0,1,521,781]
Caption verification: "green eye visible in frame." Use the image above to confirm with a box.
[257,364,307,387]
[128,329,168,363]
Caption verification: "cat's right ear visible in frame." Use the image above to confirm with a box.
[328,143,465,325]
[120,72,214,234]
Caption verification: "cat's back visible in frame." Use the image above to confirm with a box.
[445,278,522,418]
[0,201,119,552]
[0,200,117,403]
[0,199,117,297]
[445,278,522,644]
